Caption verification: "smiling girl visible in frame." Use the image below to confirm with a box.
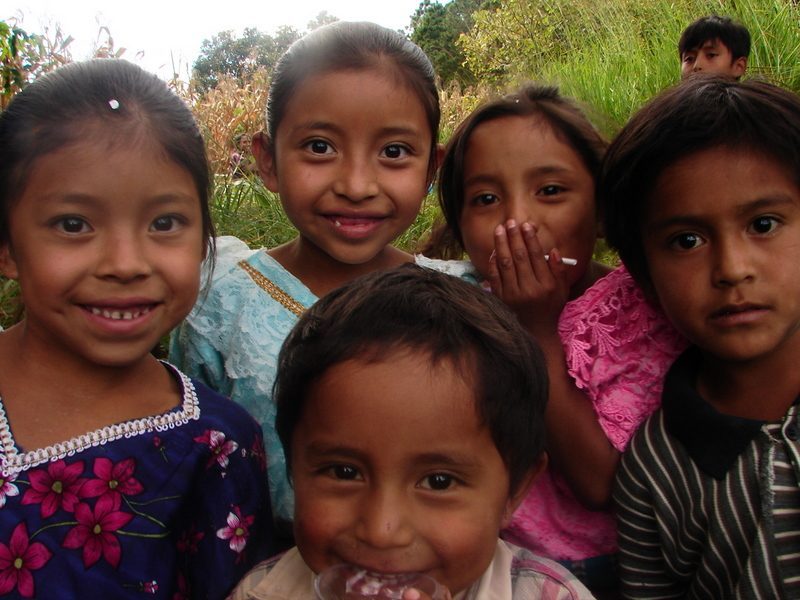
[0,59,272,598]
[169,22,471,541]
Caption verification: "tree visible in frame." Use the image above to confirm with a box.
[1,20,72,109]
[307,11,339,32]
[409,0,496,85]
[192,26,300,94]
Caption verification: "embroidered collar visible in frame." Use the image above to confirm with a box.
[662,346,766,480]
[0,362,201,477]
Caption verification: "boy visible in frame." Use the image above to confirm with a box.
[679,15,750,79]
[228,265,594,599]
[600,78,800,598]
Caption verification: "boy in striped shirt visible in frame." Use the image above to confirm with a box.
[599,78,800,599]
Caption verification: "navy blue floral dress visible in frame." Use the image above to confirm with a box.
[0,363,273,599]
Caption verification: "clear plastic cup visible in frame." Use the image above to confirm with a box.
[314,564,446,599]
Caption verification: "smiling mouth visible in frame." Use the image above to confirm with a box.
[85,305,154,321]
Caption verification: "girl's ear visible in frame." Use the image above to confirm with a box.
[501,452,548,528]
[0,244,19,280]
[252,131,279,193]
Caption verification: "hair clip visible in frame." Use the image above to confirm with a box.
[108,99,120,110]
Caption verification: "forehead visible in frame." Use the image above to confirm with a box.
[296,350,489,447]
[687,38,730,54]
[281,67,430,129]
[645,146,800,223]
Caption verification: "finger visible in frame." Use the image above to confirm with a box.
[506,220,537,291]
[486,247,502,296]
[521,222,554,283]
[492,222,519,295]
[547,247,572,286]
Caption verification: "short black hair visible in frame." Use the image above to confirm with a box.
[678,15,751,60]
[599,77,800,287]
[274,264,548,495]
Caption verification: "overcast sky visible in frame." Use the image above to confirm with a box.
[7,0,425,80]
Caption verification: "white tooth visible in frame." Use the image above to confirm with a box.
[111,311,121,320]
[91,307,102,315]
[142,307,151,315]
[334,220,342,227]
[122,312,133,320]
[102,310,112,319]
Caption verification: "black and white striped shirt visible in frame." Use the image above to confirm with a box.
[614,348,800,599]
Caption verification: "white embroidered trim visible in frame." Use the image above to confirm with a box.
[0,363,201,477]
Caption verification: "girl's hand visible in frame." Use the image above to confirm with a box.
[486,219,571,335]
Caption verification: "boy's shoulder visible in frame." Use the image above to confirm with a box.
[479,541,595,599]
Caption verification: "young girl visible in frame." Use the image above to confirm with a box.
[0,59,272,598]
[432,85,687,593]
[169,21,472,538]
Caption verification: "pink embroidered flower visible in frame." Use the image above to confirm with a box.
[21,460,86,517]
[194,430,238,469]
[0,474,19,508]
[250,436,267,472]
[176,526,204,554]
[216,505,253,554]
[0,523,52,598]
[62,494,134,568]
[172,572,189,600]
[82,458,144,502]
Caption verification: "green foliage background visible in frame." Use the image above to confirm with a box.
[2,0,800,328]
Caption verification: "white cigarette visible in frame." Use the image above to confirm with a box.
[544,254,578,266]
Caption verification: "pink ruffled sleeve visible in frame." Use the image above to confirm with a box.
[558,266,687,451]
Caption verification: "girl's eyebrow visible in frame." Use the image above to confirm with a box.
[303,443,483,469]
[464,164,573,187]
[290,121,424,138]
[645,195,798,233]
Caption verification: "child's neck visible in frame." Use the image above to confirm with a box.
[696,344,800,421]
[0,324,179,450]
[569,259,613,300]
[270,236,414,297]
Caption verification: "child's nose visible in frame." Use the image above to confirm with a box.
[332,155,380,201]
[354,489,414,550]
[506,195,532,225]
[96,231,152,281]
[712,236,755,287]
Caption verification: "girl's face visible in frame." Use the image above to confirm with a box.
[458,116,599,294]
[0,133,204,368]
[256,67,433,266]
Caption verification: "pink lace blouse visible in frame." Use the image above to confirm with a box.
[502,266,687,561]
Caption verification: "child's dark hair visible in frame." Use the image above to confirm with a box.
[678,15,751,60]
[274,263,548,495]
[600,77,800,287]
[0,58,215,257]
[266,21,440,181]
[436,85,607,254]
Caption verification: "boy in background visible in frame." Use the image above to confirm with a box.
[679,15,750,79]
